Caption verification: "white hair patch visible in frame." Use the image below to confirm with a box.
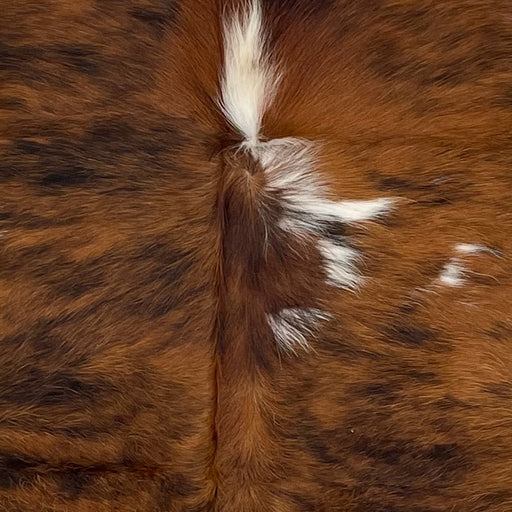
[219,0,396,351]
[438,243,492,287]
[266,308,332,353]
[219,0,279,149]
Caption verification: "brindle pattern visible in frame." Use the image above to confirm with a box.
[1,0,511,511]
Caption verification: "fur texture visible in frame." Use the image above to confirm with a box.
[0,0,511,511]
[219,1,394,351]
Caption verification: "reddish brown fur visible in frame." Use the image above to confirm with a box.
[0,0,511,510]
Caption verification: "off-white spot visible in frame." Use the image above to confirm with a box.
[439,243,492,287]
[439,260,466,287]
[317,239,362,290]
[267,308,332,353]
[455,243,489,255]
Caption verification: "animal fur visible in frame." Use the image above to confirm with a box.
[0,0,511,510]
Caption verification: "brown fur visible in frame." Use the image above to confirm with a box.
[0,0,511,510]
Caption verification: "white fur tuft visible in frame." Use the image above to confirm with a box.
[455,243,488,255]
[267,308,332,353]
[439,260,466,287]
[317,240,363,290]
[219,0,279,148]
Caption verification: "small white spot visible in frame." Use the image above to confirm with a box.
[307,197,395,224]
[438,243,493,287]
[317,239,362,290]
[266,307,331,353]
[455,243,488,255]
[439,260,466,287]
